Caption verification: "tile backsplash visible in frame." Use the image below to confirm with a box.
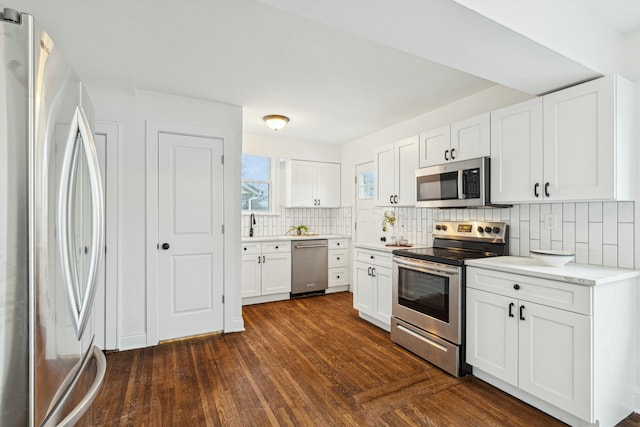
[242,207,352,238]
[395,202,635,269]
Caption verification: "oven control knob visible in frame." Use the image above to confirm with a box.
[477,226,484,233]
[441,225,447,231]
[484,227,492,234]
[492,227,501,234]
[435,224,442,231]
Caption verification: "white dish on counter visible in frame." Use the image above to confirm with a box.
[530,249,575,267]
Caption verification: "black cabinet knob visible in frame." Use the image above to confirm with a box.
[275,246,279,249]
[337,275,340,279]
[513,284,520,290]
[161,243,170,250]
[337,257,340,260]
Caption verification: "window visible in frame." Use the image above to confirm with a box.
[358,171,375,199]
[241,155,271,211]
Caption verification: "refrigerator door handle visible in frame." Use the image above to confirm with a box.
[48,345,107,427]
[58,105,104,339]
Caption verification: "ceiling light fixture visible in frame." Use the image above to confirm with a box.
[263,114,289,131]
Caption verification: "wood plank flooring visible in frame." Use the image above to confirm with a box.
[89,292,637,426]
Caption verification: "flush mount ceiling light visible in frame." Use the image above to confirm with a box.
[263,114,289,131]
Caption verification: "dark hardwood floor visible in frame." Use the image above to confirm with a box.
[90,292,637,426]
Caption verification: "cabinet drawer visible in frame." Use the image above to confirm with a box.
[241,242,260,255]
[355,248,392,267]
[329,250,349,268]
[467,267,592,315]
[329,268,349,287]
[329,239,350,250]
[261,240,291,254]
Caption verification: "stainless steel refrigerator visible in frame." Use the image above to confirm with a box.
[0,9,106,426]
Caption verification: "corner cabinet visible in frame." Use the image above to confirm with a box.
[491,75,636,203]
[353,247,392,331]
[241,240,291,305]
[375,136,418,206]
[419,113,490,168]
[466,266,637,427]
[284,160,341,207]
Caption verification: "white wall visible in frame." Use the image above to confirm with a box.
[86,82,243,350]
[243,132,341,162]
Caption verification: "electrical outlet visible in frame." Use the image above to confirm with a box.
[544,214,557,231]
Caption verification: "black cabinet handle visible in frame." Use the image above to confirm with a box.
[371,268,376,277]
[263,256,266,263]
[367,267,372,276]
[508,302,515,318]
[544,182,550,197]
[161,243,170,250]
[519,305,525,321]
[513,284,520,290]
[317,199,320,206]
[258,256,261,264]
[389,195,393,204]
[450,148,456,160]
[444,149,449,161]
[394,195,398,204]
[534,183,540,198]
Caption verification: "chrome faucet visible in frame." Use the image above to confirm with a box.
[249,213,256,237]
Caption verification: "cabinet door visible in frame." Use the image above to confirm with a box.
[394,136,418,206]
[490,98,543,203]
[287,160,316,207]
[354,261,373,314]
[450,113,490,162]
[373,265,392,326]
[374,144,395,206]
[466,288,518,386]
[419,125,451,167]
[543,76,614,201]
[261,252,292,295]
[518,301,591,421]
[241,254,261,298]
[315,162,341,207]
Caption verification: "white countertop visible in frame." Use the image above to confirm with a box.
[242,234,349,243]
[355,242,428,253]
[466,256,640,286]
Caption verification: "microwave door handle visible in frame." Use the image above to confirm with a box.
[458,170,465,199]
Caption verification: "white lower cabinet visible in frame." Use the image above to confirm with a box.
[241,241,291,304]
[353,247,392,331]
[466,266,637,427]
[327,238,350,293]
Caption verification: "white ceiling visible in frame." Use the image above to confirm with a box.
[4,0,640,144]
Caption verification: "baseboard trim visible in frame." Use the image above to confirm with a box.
[118,332,147,351]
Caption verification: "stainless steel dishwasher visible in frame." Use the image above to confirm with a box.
[291,239,328,295]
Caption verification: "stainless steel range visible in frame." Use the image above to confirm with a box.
[391,221,509,377]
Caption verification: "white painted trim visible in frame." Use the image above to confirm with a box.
[118,332,147,351]
[146,120,243,346]
[358,312,390,332]
[95,121,119,350]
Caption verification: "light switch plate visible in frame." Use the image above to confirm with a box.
[544,214,557,231]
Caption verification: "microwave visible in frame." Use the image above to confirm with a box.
[415,157,500,208]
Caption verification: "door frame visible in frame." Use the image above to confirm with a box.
[145,120,243,346]
[95,121,119,350]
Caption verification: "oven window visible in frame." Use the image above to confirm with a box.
[397,266,449,322]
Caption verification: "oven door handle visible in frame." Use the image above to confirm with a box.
[393,257,460,276]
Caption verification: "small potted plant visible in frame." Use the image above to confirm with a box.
[381,210,396,244]
[287,224,310,235]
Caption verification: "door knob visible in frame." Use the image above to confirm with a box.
[161,243,170,250]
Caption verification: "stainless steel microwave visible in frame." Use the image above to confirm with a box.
[415,157,498,208]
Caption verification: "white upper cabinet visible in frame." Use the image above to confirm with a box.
[375,136,418,206]
[418,125,450,167]
[419,113,490,168]
[451,113,491,162]
[491,98,543,203]
[285,160,341,207]
[491,75,636,203]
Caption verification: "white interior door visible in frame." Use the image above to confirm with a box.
[355,162,383,245]
[157,132,224,341]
